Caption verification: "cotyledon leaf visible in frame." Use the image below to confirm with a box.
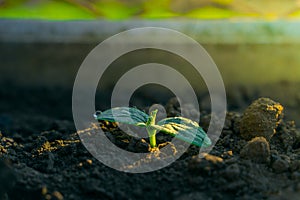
[154,117,212,147]
[94,107,149,127]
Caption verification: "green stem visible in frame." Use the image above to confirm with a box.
[146,109,158,148]
[148,128,157,148]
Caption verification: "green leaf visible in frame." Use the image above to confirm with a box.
[155,117,211,147]
[94,107,149,127]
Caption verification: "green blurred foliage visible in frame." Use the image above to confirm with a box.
[0,0,94,19]
[141,0,177,18]
[0,0,300,20]
[94,1,139,19]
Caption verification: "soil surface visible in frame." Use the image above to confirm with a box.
[0,84,300,200]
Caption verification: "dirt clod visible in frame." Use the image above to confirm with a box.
[272,157,290,173]
[52,191,64,200]
[201,153,223,164]
[188,154,224,176]
[240,98,284,141]
[240,137,270,163]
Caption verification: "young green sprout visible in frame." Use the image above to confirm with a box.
[94,107,211,148]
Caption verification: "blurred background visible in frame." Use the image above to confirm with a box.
[1,0,300,20]
[1,0,300,131]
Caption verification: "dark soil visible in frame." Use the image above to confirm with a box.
[1,85,300,200]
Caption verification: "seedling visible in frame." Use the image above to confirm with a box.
[94,107,211,148]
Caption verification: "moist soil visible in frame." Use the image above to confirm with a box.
[0,85,300,200]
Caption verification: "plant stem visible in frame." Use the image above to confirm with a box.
[146,109,158,148]
[147,128,157,148]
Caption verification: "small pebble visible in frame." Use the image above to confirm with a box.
[52,191,64,200]
[240,137,270,163]
[45,194,51,200]
[201,153,223,164]
[41,186,48,195]
[221,150,233,159]
[86,159,92,165]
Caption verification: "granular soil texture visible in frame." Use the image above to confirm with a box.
[0,87,300,200]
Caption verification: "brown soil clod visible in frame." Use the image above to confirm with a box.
[240,136,270,163]
[240,97,284,141]
[188,153,224,176]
